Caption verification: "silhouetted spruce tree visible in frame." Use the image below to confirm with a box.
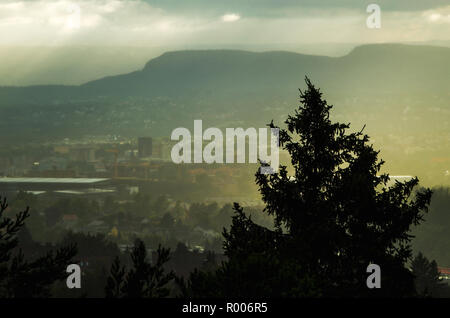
[186,78,432,297]
[411,252,450,297]
[0,196,77,297]
[105,239,174,298]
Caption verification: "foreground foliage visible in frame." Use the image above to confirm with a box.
[0,196,77,297]
[185,78,433,297]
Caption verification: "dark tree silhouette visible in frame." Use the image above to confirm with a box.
[186,78,433,297]
[0,196,77,297]
[105,239,174,298]
[411,252,450,297]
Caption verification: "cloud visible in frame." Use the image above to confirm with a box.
[0,0,197,44]
[140,0,450,15]
[221,13,240,23]
[0,0,448,46]
[423,7,450,23]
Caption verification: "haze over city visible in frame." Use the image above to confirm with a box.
[0,0,449,303]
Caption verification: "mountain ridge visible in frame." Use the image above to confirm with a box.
[0,43,449,106]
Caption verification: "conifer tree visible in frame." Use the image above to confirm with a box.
[105,239,174,298]
[188,78,433,297]
[0,196,77,297]
[412,252,450,297]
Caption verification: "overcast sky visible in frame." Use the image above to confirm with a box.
[0,0,449,47]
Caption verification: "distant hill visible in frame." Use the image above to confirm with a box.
[1,43,449,106]
[1,43,449,188]
[0,43,449,145]
[85,44,449,98]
